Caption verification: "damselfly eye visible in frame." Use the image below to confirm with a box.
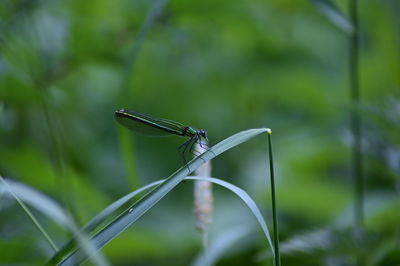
[200,130,208,139]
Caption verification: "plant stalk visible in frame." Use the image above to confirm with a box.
[267,130,280,266]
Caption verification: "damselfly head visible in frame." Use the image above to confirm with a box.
[115,109,125,118]
[199,129,208,140]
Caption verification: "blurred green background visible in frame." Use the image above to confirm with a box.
[1,0,399,265]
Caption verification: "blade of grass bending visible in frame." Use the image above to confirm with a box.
[57,128,269,265]
[267,130,281,266]
[0,176,58,252]
[48,180,164,265]
[190,176,274,254]
[83,182,163,233]
[0,177,109,266]
[52,175,275,265]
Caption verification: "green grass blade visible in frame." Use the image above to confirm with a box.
[0,177,73,229]
[0,176,58,252]
[53,174,275,265]
[0,177,109,266]
[48,179,164,265]
[190,176,274,254]
[83,181,164,233]
[56,128,269,265]
[267,131,281,266]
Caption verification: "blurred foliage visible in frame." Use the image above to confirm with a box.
[0,0,399,265]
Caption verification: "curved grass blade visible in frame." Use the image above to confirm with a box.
[94,176,274,251]
[0,177,109,266]
[190,176,274,254]
[48,180,165,264]
[83,181,163,233]
[0,176,58,252]
[51,174,274,264]
[56,128,269,265]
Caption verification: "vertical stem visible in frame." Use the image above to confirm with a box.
[267,130,280,266]
[349,0,364,231]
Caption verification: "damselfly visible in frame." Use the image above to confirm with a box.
[115,109,209,165]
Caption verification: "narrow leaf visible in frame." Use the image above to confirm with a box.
[0,177,109,266]
[190,176,274,253]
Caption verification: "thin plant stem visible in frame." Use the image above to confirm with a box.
[349,0,364,232]
[0,176,59,252]
[267,129,280,266]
